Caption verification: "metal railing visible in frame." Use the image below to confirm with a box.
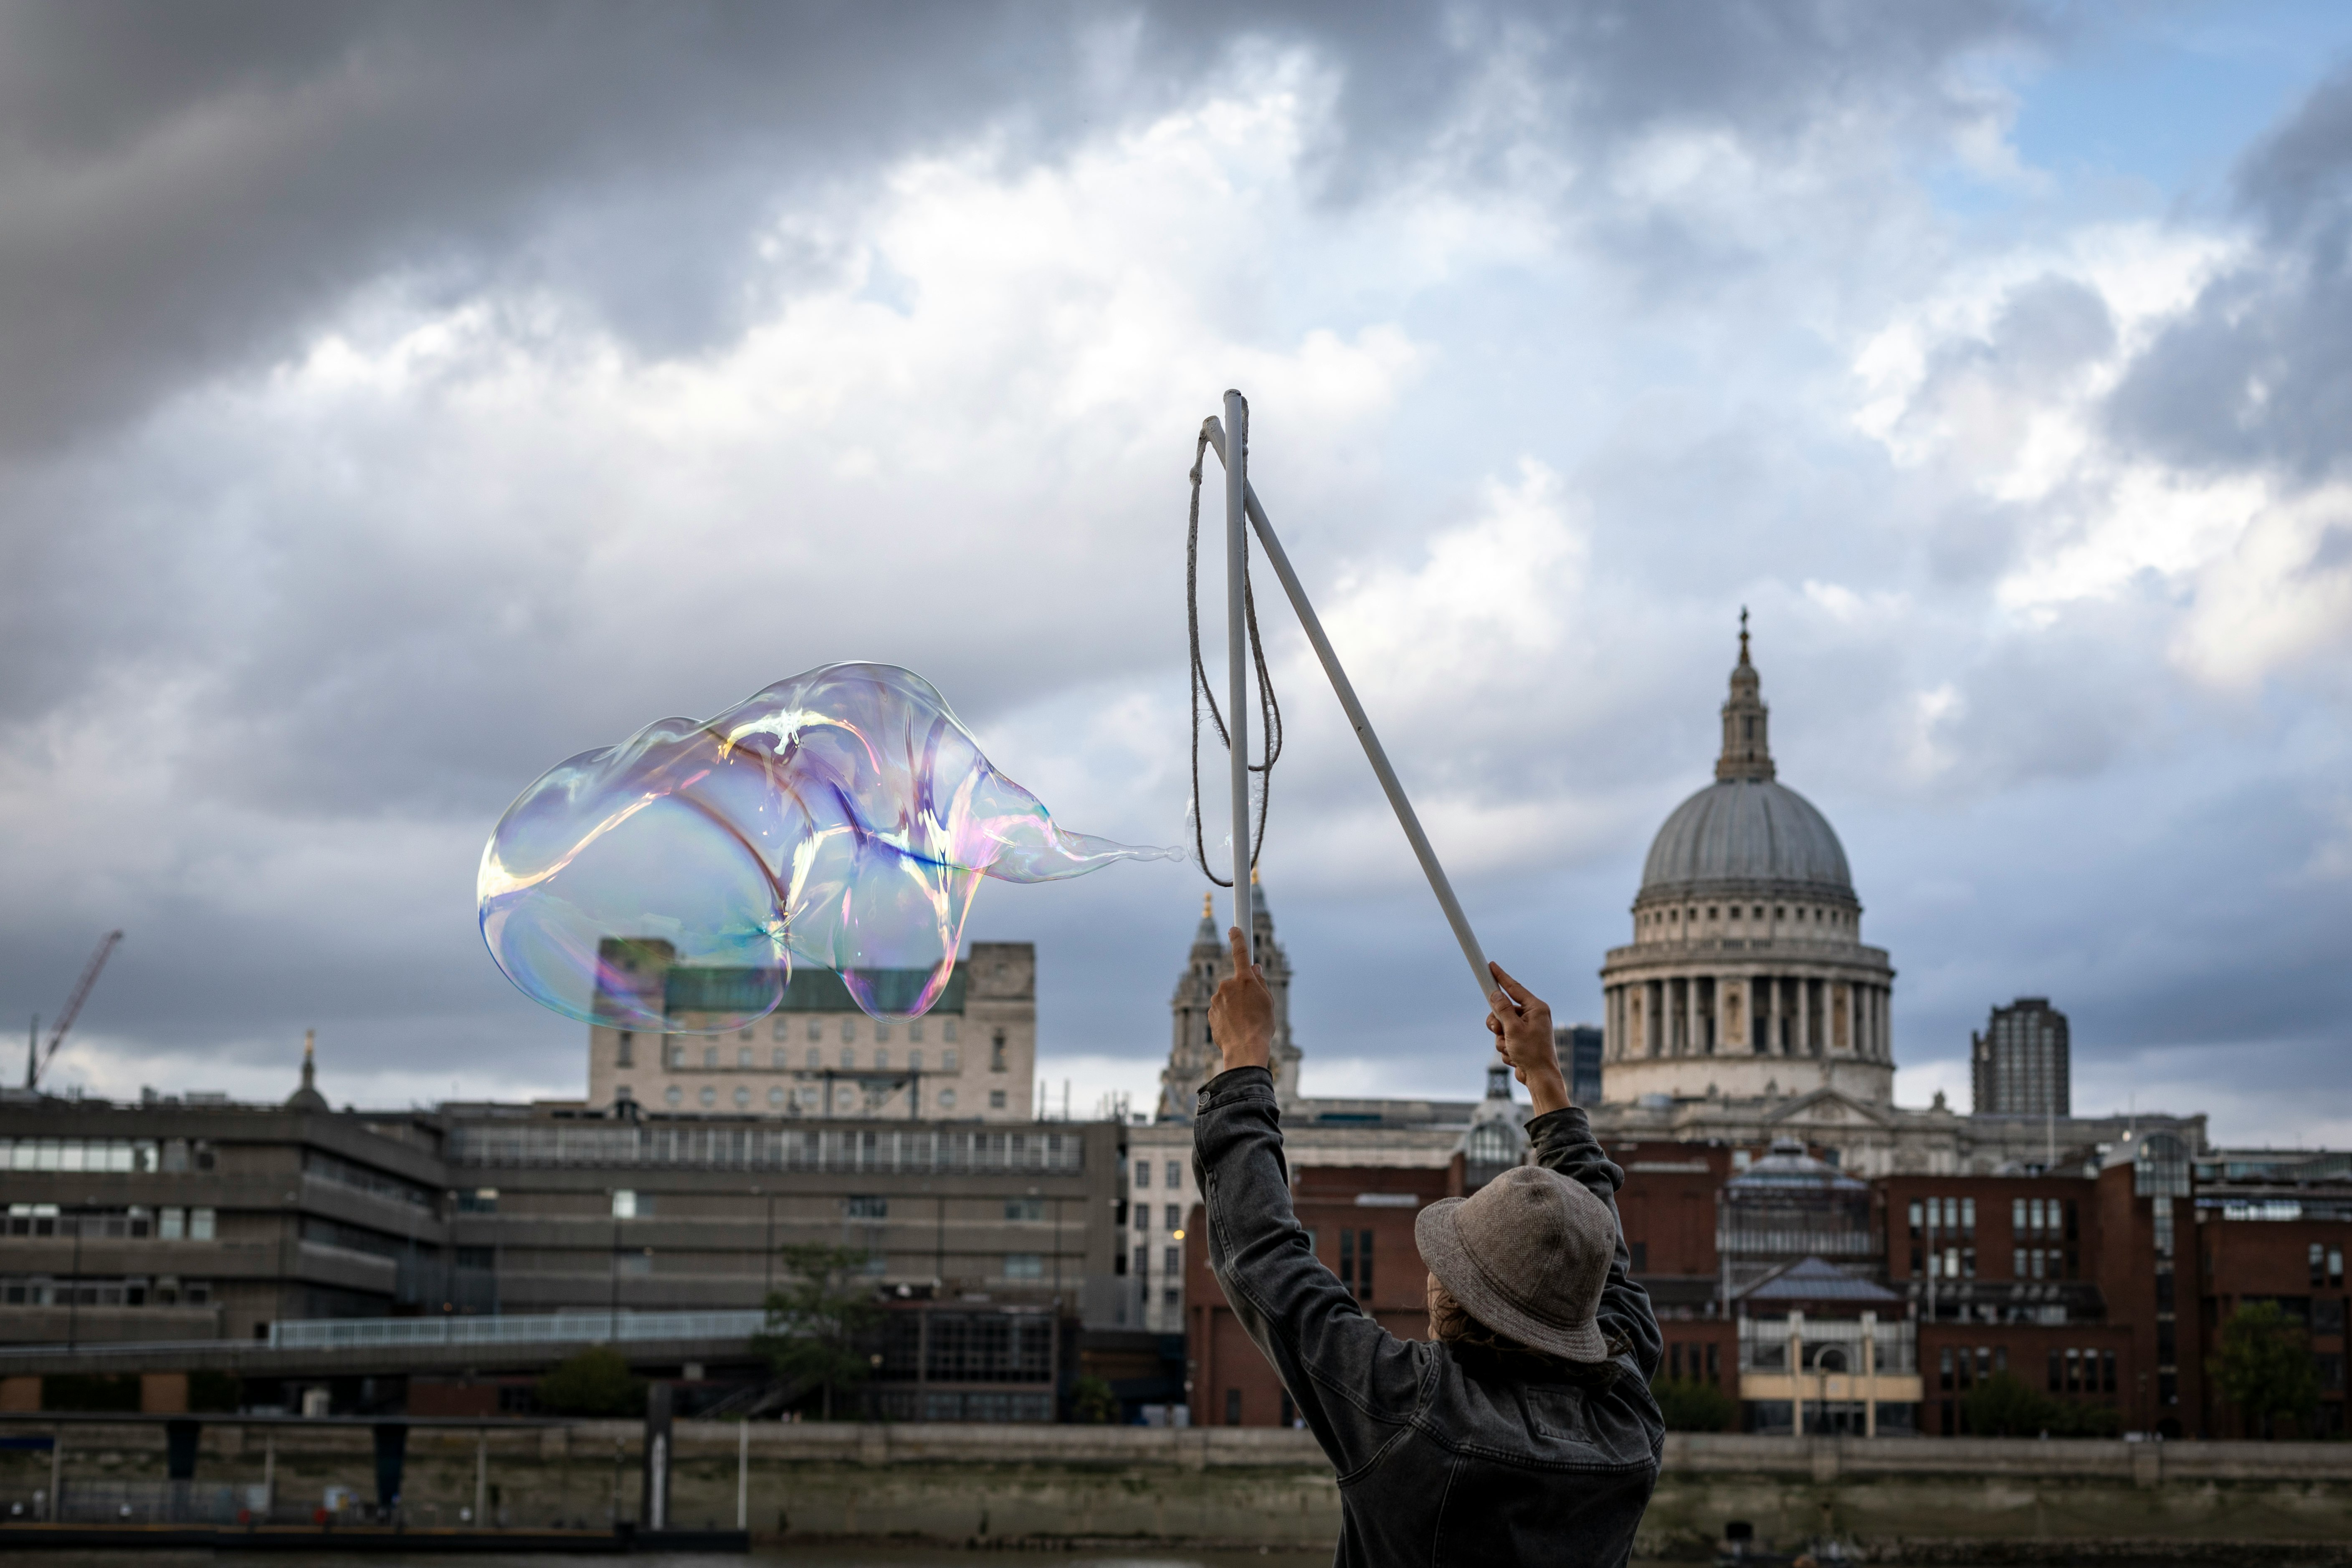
[268,1308,767,1350]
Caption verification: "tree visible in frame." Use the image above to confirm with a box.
[1959,1372,2053,1437]
[1651,1376,1739,1432]
[536,1345,646,1417]
[1071,1375,1119,1424]
[755,1243,884,1420]
[2215,1299,2319,1439]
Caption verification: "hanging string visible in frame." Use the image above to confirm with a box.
[1187,420,1282,889]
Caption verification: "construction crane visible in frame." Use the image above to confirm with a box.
[24,930,123,1091]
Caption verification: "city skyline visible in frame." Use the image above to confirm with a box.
[3,4,2351,1145]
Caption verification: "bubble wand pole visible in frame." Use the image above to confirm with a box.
[1223,390,1254,964]
[1204,413,1501,1008]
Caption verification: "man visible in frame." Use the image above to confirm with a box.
[1195,928,1663,1566]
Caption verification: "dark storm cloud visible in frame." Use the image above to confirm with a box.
[2107,64,2352,480]
[0,0,2043,458]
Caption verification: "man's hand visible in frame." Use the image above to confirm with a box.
[1486,960,1570,1115]
[1208,926,1276,1074]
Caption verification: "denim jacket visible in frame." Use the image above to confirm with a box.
[1194,1066,1663,1567]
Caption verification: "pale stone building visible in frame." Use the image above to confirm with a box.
[583,940,1037,1123]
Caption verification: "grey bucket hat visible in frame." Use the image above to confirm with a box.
[1414,1165,1616,1362]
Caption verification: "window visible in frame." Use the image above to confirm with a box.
[457,1189,498,1214]
[989,1090,1007,1109]
[1134,1246,1149,1277]
[769,1086,785,1108]
[773,1020,789,1041]
[840,1046,854,1069]
[1005,1198,1044,1222]
[1166,1161,1181,1188]
[806,1048,821,1069]
[1339,1229,1373,1299]
[699,1086,717,1107]
[612,1190,638,1218]
[160,1208,185,1240]
[876,1049,889,1069]
[1164,1205,1181,1231]
[944,1020,959,1043]
[1134,1208,1150,1232]
[189,1208,215,1241]
[909,1020,925,1042]
[875,1022,891,1043]
[1004,1253,1043,1280]
[909,1050,923,1071]
[667,1045,685,1068]
[703,1046,719,1068]
[1225,1388,1242,1426]
[616,1031,634,1067]
[943,1048,960,1072]
[1134,1161,1151,1189]
[845,1196,888,1219]
[772,1048,787,1068]
[807,1020,823,1042]
[842,1019,857,1043]
[733,1087,750,1108]
[736,1046,752,1067]
[939,1089,957,1109]
[990,1030,1008,1072]
[665,1086,683,1107]
[1163,1246,1181,1274]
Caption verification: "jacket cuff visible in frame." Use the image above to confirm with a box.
[1196,1064,1276,1113]
[1527,1105,1592,1142]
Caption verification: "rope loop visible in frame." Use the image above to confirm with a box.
[1187,416,1282,888]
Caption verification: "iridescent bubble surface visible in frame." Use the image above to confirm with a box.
[478,663,1177,1031]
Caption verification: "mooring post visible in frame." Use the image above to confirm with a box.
[261,1432,274,1517]
[474,1428,487,1526]
[1222,388,1252,959]
[47,1427,61,1521]
[736,1418,749,1531]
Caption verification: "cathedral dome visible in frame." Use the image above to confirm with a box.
[1635,613,1854,906]
[1640,778,1851,901]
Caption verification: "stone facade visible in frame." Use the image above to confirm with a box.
[585,941,1036,1123]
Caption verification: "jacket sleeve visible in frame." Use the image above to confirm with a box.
[1193,1066,1429,1477]
[1526,1106,1663,1381]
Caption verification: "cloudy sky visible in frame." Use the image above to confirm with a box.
[6,1,2352,1143]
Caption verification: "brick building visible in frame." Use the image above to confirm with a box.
[1184,1158,1463,1428]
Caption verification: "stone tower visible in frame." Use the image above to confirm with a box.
[1157,875,1300,1118]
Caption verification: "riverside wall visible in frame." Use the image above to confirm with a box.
[5,1421,2352,1555]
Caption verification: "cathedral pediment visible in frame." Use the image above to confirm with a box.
[1765,1087,1894,1130]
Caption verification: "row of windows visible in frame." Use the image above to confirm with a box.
[1136,1204,1184,1234]
[623,1017,963,1053]
[3,1204,217,1240]
[2013,1197,2077,1240]
[1666,1341,1722,1384]
[1134,1244,1184,1277]
[638,1043,972,1072]
[0,1137,214,1174]
[627,1083,1002,1112]
[0,1276,212,1306]
[1641,904,1848,934]
[1132,1160,1184,1191]
[1909,1196,1977,1239]
[2313,1244,2347,1289]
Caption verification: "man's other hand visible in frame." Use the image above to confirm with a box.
[1486,960,1570,1115]
[1209,926,1275,1074]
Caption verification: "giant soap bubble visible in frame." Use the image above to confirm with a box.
[479,662,1176,1031]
